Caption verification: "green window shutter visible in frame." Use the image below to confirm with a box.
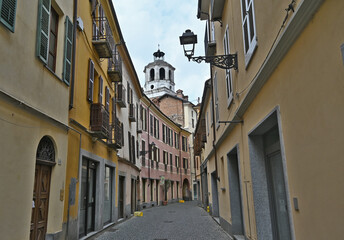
[63,16,73,85]
[0,0,17,32]
[36,0,51,63]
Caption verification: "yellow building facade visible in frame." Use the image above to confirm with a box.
[0,0,73,239]
[194,0,344,239]
[63,0,144,238]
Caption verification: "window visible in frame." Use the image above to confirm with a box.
[0,0,17,32]
[214,72,219,128]
[162,124,166,143]
[36,0,73,84]
[105,86,110,111]
[159,68,165,80]
[150,69,154,81]
[206,112,209,136]
[241,0,257,65]
[175,156,179,168]
[175,133,180,149]
[163,151,168,164]
[47,7,58,71]
[150,114,154,135]
[183,158,188,169]
[182,136,188,152]
[224,26,233,105]
[87,59,94,102]
[98,76,103,104]
[141,140,145,165]
[153,117,159,139]
[141,107,147,131]
[170,153,173,166]
[192,119,194,128]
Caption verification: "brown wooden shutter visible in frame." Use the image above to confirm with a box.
[88,59,94,102]
[98,76,103,104]
[105,86,110,111]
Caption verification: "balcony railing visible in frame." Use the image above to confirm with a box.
[116,84,126,108]
[204,24,216,57]
[129,104,136,122]
[108,117,123,149]
[108,46,122,82]
[92,17,114,58]
[90,103,109,139]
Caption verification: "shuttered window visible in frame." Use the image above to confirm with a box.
[223,26,233,105]
[87,59,94,102]
[0,0,17,32]
[241,0,257,65]
[63,16,73,85]
[105,86,110,111]
[98,76,103,104]
[37,0,51,63]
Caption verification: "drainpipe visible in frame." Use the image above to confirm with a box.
[210,63,218,179]
[69,0,78,109]
[178,130,182,199]
[146,102,152,180]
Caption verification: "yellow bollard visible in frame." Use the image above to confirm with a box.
[207,206,210,212]
[179,200,185,203]
[134,211,143,217]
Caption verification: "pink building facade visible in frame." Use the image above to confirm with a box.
[139,97,191,209]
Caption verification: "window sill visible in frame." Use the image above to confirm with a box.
[44,65,65,84]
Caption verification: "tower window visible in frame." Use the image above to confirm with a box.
[159,68,165,80]
[150,69,154,81]
[151,85,154,89]
[169,70,171,80]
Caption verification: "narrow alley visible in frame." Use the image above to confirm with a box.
[90,201,230,240]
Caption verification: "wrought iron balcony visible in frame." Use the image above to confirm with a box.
[204,24,216,57]
[116,84,126,108]
[92,17,114,58]
[108,46,122,82]
[90,103,109,139]
[129,104,136,122]
[108,117,123,149]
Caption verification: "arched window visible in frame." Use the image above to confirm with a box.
[169,70,172,80]
[150,69,155,81]
[36,136,55,163]
[159,68,165,80]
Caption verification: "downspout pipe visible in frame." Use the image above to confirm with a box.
[210,63,218,180]
[69,0,78,109]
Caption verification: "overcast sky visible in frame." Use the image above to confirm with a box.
[112,0,210,104]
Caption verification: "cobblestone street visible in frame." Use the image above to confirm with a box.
[90,201,230,240]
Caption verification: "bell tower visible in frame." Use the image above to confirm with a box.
[144,49,176,98]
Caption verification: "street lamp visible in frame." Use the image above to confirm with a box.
[140,142,156,156]
[179,29,238,70]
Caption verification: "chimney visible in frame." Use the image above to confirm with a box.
[176,89,183,98]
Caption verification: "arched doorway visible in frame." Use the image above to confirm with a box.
[30,136,55,240]
[182,178,190,201]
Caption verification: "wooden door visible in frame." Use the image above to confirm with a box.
[30,164,51,240]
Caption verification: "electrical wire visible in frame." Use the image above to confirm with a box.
[237,0,296,96]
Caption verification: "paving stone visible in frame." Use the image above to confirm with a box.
[91,201,230,240]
